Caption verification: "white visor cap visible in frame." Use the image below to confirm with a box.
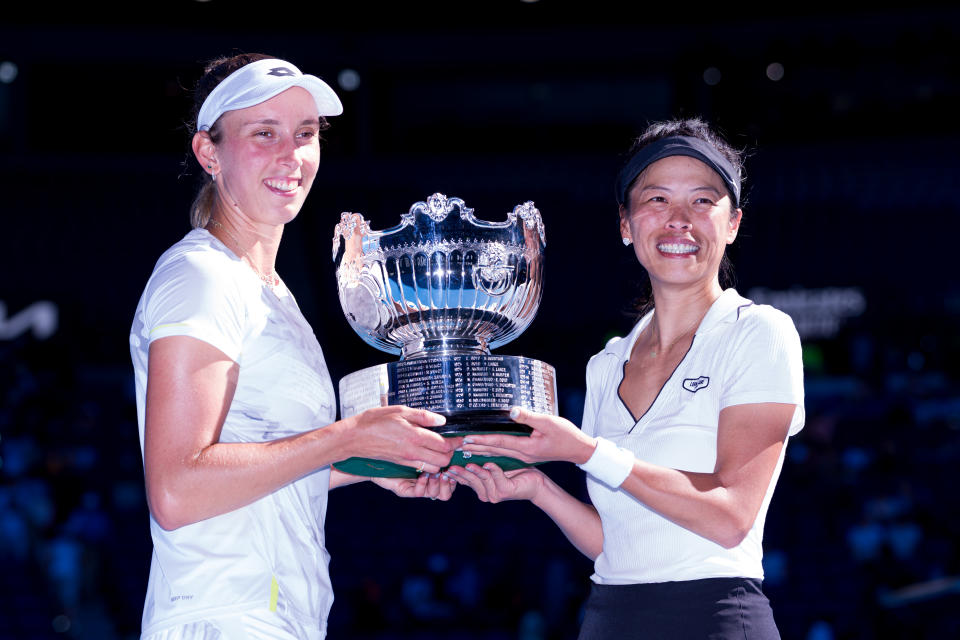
[197,58,343,132]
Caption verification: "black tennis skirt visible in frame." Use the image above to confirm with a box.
[578,577,780,640]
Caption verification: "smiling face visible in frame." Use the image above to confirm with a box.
[195,86,322,227]
[620,154,742,294]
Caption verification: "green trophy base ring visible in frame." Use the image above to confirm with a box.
[333,428,535,478]
[333,452,534,479]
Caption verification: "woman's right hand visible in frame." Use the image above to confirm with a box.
[447,462,544,503]
[344,406,460,474]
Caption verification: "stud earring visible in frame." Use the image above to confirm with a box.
[622,237,632,246]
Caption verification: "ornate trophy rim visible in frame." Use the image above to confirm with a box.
[332,192,546,262]
[332,193,546,358]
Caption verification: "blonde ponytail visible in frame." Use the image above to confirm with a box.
[190,180,217,229]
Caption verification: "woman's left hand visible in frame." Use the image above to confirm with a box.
[461,407,597,465]
[447,463,544,503]
[371,472,456,501]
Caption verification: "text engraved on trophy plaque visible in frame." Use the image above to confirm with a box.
[518,359,556,414]
[381,356,555,414]
[394,359,448,407]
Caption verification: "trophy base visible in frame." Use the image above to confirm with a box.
[334,450,536,479]
[335,355,557,478]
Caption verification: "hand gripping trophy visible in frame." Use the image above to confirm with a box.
[332,193,558,477]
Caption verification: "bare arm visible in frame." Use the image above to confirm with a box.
[530,471,603,559]
[144,335,457,530]
[618,402,793,548]
[329,468,369,490]
[461,402,794,549]
[449,464,603,560]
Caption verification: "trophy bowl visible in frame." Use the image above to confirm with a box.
[332,193,558,477]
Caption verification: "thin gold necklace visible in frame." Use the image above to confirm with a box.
[648,330,693,358]
[207,219,280,288]
[645,315,701,358]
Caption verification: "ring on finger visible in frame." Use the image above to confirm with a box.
[416,461,426,473]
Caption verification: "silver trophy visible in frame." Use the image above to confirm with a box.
[332,193,558,477]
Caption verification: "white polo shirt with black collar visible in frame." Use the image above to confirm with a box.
[581,288,805,585]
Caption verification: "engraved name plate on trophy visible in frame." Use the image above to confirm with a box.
[331,193,558,477]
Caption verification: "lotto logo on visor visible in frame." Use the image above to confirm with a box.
[197,57,343,131]
[682,376,710,393]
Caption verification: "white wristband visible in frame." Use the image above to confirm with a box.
[577,437,634,488]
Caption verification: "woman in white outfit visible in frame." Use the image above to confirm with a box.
[450,119,804,639]
[130,53,459,640]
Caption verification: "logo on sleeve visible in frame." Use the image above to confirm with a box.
[267,67,296,77]
[682,376,710,393]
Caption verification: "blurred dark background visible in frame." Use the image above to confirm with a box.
[1,3,958,639]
